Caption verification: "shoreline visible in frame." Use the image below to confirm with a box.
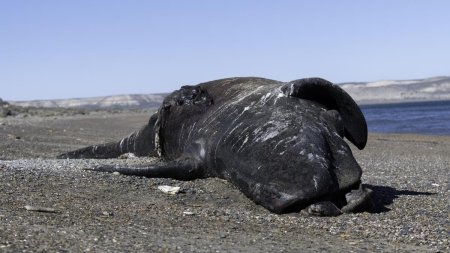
[357,98,450,106]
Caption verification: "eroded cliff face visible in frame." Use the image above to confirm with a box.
[9,94,167,109]
[340,76,450,104]
[7,76,450,109]
[0,97,88,118]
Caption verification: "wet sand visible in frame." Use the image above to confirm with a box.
[0,112,449,252]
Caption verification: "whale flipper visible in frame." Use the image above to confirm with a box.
[86,157,204,181]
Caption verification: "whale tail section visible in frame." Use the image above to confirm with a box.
[57,114,159,159]
[283,78,368,150]
[57,141,124,159]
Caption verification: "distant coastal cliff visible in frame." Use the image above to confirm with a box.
[8,76,450,108]
[339,76,450,104]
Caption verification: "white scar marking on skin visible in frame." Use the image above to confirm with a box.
[279,191,296,201]
[256,130,279,142]
[237,135,249,152]
[234,86,265,104]
[274,139,285,149]
[273,136,299,154]
[274,88,287,105]
[133,132,137,151]
[200,146,206,159]
[253,120,289,143]
[313,175,319,191]
[223,122,243,143]
[154,121,162,157]
[258,92,273,105]
[187,122,196,142]
[225,101,256,133]
[289,83,295,96]
[155,133,161,156]
[179,123,185,146]
[119,138,125,153]
[216,98,258,160]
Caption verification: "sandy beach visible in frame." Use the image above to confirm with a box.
[0,111,449,252]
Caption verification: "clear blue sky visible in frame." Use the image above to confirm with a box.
[1,1,449,101]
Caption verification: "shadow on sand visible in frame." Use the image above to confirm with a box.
[365,184,436,213]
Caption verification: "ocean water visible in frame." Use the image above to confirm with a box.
[360,100,450,136]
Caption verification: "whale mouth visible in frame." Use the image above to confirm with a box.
[304,183,374,216]
[340,184,374,213]
[278,182,373,216]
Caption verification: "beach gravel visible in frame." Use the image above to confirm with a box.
[0,112,449,252]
